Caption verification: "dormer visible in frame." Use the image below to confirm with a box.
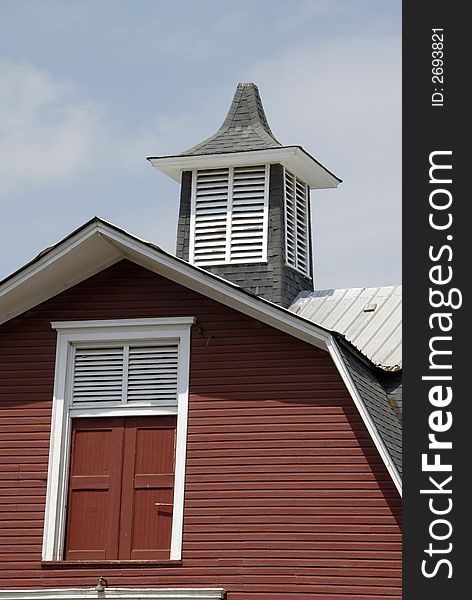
[148,83,341,307]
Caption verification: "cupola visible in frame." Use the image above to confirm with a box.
[148,83,341,307]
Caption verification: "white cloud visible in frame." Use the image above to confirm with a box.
[0,60,103,194]
[0,58,226,201]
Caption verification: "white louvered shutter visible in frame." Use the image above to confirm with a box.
[191,165,268,265]
[192,168,229,265]
[72,344,179,407]
[73,347,124,405]
[127,345,179,403]
[284,168,310,276]
[229,166,268,262]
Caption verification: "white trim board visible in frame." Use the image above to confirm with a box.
[42,318,193,561]
[0,590,226,600]
[52,317,196,330]
[148,146,341,189]
[0,220,331,351]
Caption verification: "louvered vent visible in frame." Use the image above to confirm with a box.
[190,165,268,265]
[230,166,267,262]
[73,348,124,404]
[284,169,310,276]
[72,344,179,407]
[192,168,229,265]
[128,345,179,403]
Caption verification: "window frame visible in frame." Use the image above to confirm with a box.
[189,164,270,266]
[42,317,194,562]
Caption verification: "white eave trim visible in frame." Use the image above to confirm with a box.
[327,337,403,496]
[0,589,226,600]
[0,222,331,351]
[101,228,331,351]
[148,147,341,189]
[51,317,196,331]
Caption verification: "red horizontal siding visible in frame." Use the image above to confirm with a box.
[0,260,401,598]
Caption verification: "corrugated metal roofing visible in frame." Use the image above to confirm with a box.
[290,286,402,370]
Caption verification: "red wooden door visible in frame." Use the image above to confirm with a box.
[119,416,176,559]
[65,418,124,560]
[65,416,176,561]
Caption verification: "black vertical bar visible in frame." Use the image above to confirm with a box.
[403,3,468,598]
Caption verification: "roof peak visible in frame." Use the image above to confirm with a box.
[182,82,282,156]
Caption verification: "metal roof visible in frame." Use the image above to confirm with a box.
[290,286,402,370]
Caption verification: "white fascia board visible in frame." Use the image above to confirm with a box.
[0,220,330,350]
[0,590,226,600]
[326,337,403,496]
[0,223,121,326]
[0,222,103,298]
[148,147,340,190]
[97,226,331,352]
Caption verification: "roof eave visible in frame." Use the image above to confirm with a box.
[0,220,331,351]
[147,146,341,190]
[0,218,400,492]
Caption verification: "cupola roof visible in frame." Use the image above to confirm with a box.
[181,82,282,155]
[148,83,341,189]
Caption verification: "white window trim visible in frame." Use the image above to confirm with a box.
[283,167,311,278]
[189,165,269,266]
[42,317,195,562]
[0,590,226,600]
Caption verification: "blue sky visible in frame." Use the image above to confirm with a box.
[0,0,401,289]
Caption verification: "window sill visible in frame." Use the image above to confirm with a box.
[41,559,182,569]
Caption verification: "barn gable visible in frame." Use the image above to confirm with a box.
[0,258,401,595]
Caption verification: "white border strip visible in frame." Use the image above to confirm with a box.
[100,225,331,350]
[52,318,196,330]
[0,220,331,350]
[170,325,191,559]
[0,590,226,600]
[327,337,402,496]
[149,146,340,189]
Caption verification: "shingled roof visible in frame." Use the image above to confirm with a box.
[181,83,282,155]
[336,339,402,475]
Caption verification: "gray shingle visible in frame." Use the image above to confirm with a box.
[381,373,403,420]
[181,83,282,156]
[336,340,402,476]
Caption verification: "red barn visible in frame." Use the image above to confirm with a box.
[0,84,402,599]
